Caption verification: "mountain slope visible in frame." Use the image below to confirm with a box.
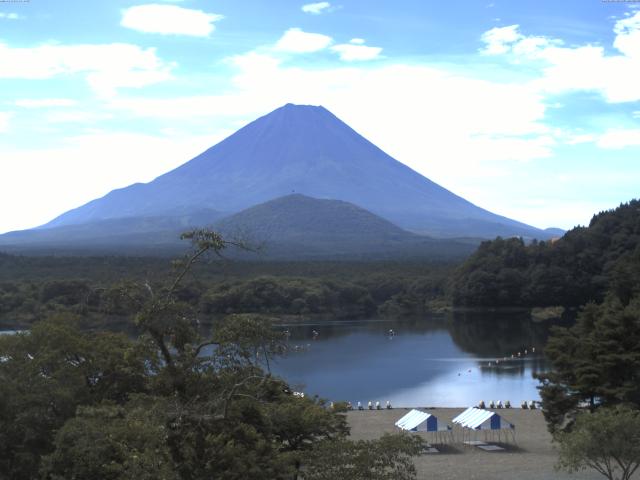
[213,194,475,259]
[0,209,224,255]
[41,103,550,239]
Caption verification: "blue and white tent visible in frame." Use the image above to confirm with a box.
[452,407,516,444]
[395,409,453,443]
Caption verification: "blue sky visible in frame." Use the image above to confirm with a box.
[1,0,639,233]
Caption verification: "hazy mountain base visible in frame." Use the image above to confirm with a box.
[0,195,478,259]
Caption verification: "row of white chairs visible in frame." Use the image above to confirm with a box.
[344,401,392,410]
[477,400,538,409]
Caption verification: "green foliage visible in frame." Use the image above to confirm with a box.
[0,230,425,480]
[451,199,640,307]
[302,433,425,480]
[201,276,376,318]
[538,296,640,433]
[41,401,177,480]
[0,256,455,329]
[0,316,150,479]
[556,406,640,480]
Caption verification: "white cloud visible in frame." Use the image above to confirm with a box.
[564,133,595,145]
[14,98,78,108]
[349,38,365,45]
[121,4,223,37]
[330,42,382,61]
[480,25,523,55]
[109,56,550,166]
[0,131,219,233]
[480,13,640,103]
[0,112,11,132]
[274,28,333,53]
[0,13,20,20]
[597,129,640,149]
[0,42,173,96]
[613,11,640,58]
[44,111,114,124]
[301,2,331,14]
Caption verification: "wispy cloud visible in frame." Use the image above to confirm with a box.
[597,129,640,149]
[0,12,21,20]
[301,2,331,15]
[121,4,223,37]
[14,98,78,108]
[0,42,173,97]
[274,27,333,53]
[479,12,640,103]
[331,38,381,61]
[0,112,11,133]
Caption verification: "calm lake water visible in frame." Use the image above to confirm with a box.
[271,312,553,408]
[0,312,556,408]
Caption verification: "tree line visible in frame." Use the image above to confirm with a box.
[0,262,452,329]
[451,200,640,308]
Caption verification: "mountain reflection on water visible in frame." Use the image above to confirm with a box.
[271,312,557,407]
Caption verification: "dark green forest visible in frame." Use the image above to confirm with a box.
[0,255,452,329]
[451,200,640,308]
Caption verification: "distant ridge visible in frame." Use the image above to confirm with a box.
[213,194,474,259]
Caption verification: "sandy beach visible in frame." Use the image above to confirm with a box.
[347,408,602,480]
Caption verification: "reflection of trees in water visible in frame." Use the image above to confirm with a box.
[274,315,450,342]
[478,355,548,378]
[449,311,556,378]
[447,310,553,357]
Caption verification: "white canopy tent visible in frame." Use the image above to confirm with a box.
[395,409,453,444]
[452,407,516,444]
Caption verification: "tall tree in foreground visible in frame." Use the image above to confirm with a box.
[537,248,640,433]
[556,406,640,480]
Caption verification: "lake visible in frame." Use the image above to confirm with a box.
[271,312,553,408]
[0,312,556,408]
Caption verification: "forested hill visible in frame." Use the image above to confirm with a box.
[450,199,640,308]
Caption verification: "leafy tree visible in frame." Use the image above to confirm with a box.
[556,406,640,480]
[0,315,150,479]
[538,295,640,433]
[302,433,425,480]
[41,401,177,480]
